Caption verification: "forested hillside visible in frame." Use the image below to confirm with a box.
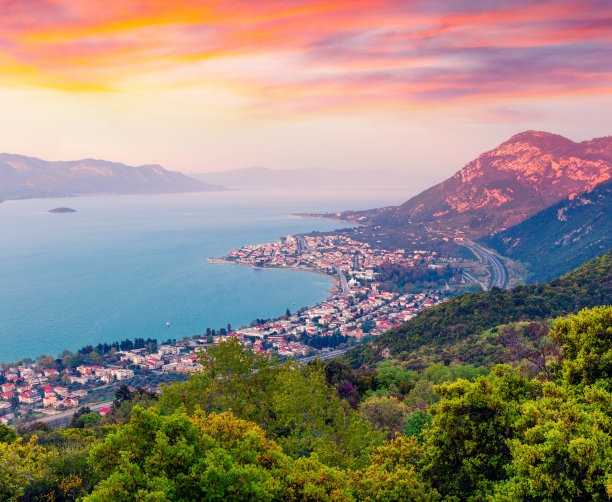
[342,250,612,369]
[483,179,612,283]
[2,306,612,501]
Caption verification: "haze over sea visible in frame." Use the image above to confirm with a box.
[0,188,410,363]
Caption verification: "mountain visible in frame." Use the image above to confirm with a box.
[375,131,612,238]
[341,250,612,369]
[483,179,612,283]
[0,154,224,200]
[192,166,428,193]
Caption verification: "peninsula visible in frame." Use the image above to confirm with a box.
[207,230,498,359]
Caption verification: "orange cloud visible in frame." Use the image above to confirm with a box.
[0,0,610,110]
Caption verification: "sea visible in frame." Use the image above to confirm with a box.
[0,188,410,363]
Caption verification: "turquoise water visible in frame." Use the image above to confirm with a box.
[0,189,408,362]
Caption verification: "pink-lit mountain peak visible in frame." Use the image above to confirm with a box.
[463,130,611,185]
[394,131,612,237]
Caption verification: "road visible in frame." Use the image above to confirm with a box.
[298,235,348,298]
[333,266,350,297]
[300,348,352,365]
[460,270,486,291]
[18,400,114,428]
[296,235,307,253]
[424,225,508,290]
[457,238,508,289]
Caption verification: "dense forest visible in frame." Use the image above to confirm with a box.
[2,305,611,500]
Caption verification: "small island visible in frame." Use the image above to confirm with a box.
[48,207,77,213]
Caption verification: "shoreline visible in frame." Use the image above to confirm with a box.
[291,213,363,226]
[0,258,341,366]
[207,257,342,300]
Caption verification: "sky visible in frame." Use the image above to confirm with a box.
[0,0,611,182]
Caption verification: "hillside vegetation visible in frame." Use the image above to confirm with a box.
[484,179,612,283]
[342,250,612,369]
[3,306,612,501]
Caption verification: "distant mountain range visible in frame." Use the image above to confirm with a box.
[192,166,428,193]
[0,154,224,201]
[371,131,612,238]
[483,178,612,283]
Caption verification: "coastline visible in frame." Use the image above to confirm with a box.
[207,257,342,299]
[291,213,362,225]
[1,191,356,363]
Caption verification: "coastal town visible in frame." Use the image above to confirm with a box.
[2,232,476,426]
[215,233,460,349]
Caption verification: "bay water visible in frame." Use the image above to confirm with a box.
[0,188,409,362]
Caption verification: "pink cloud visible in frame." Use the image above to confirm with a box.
[0,0,609,109]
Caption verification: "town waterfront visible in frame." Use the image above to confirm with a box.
[0,188,409,363]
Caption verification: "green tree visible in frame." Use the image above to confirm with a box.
[352,435,439,501]
[421,366,538,500]
[405,379,436,409]
[85,407,280,501]
[553,306,612,390]
[374,361,417,391]
[85,406,352,501]
[104,386,158,424]
[146,341,157,354]
[0,422,16,444]
[495,382,612,501]
[40,355,56,369]
[280,454,352,501]
[82,412,102,427]
[70,406,93,429]
[403,410,433,443]
[0,437,45,501]
[160,338,289,424]
[359,395,408,437]
[22,441,101,501]
[270,362,382,470]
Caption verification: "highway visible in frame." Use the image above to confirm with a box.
[300,348,352,365]
[460,270,487,291]
[424,225,508,290]
[457,238,508,289]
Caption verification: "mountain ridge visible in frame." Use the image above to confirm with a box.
[0,153,224,200]
[365,131,612,238]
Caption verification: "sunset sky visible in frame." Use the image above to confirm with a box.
[1,0,610,181]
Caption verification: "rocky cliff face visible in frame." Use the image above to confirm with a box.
[0,154,224,200]
[392,131,612,237]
